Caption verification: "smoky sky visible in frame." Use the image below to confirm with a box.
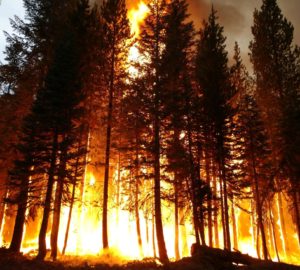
[1,0,300,66]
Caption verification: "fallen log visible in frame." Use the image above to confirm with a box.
[190,244,300,270]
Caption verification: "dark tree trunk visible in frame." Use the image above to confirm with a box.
[212,166,219,248]
[231,199,238,251]
[205,149,213,247]
[278,191,289,253]
[292,188,300,245]
[153,112,169,263]
[250,143,268,260]
[37,132,59,260]
[9,180,29,253]
[186,119,200,246]
[102,40,115,250]
[62,179,76,255]
[0,176,8,233]
[152,207,157,258]
[221,160,231,250]
[268,202,280,262]
[174,176,180,260]
[50,152,66,260]
[135,139,143,257]
[62,135,84,256]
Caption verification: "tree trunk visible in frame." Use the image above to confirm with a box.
[292,188,300,245]
[102,22,116,250]
[62,132,85,256]
[135,140,143,257]
[62,179,76,256]
[268,202,280,262]
[278,191,289,254]
[219,176,226,249]
[152,209,157,258]
[174,176,180,260]
[231,199,238,251]
[9,180,29,253]
[251,152,268,260]
[205,149,213,247]
[50,152,66,260]
[0,176,8,233]
[37,132,58,260]
[186,127,200,246]
[212,165,219,248]
[199,204,206,246]
[221,162,231,250]
[153,112,169,263]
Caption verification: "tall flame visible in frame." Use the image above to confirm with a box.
[128,1,149,38]
[127,1,149,77]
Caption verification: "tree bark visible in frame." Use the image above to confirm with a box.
[9,180,29,253]
[135,139,143,257]
[292,188,300,245]
[205,149,213,247]
[50,149,67,260]
[231,199,238,251]
[174,176,180,260]
[102,31,116,250]
[249,129,268,260]
[37,132,58,260]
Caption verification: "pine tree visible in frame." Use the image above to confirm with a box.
[195,7,232,250]
[138,0,169,263]
[100,0,130,250]
[250,0,300,243]
[162,0,195,258]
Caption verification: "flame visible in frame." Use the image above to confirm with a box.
[127,1,149,77]
[128,1,149,38]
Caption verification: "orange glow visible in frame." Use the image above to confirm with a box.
[128,1,149,38]
[0,1,299,267]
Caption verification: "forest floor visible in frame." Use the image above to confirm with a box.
[0,247,300,270]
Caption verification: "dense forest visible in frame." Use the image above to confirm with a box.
[0,0,299,267]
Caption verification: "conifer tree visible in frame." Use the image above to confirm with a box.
[138,0,169,263]
[195,7,232,250]
[162,0,195,258]
[250,0,300,243]
[100,0,130,250]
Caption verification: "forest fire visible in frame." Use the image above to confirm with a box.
[0,0,300,269]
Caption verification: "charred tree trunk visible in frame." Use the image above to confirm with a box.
[50,150,67,260]
[220,155,231,250]
[186,104,200,247]
[292,188,300,245]
[135,138,143,257]
[231,199,238,251]
[199,204,206,246]
[37,132,59,260]
[219,176,226,249]
[102,34,116,250]
[62,178,76,256]
[9,179,29,253]
[212,165,219,248]
[0,177,8,233]
[250,130,268,260]
[62,134,84,256]
[174,176,180,260]
[152,208,157,258]
[268,202,280,262]
[153,112,168,263]
[205,149,213,247]
[278,191,289,254]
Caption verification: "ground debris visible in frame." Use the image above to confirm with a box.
[0,247,299,270]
